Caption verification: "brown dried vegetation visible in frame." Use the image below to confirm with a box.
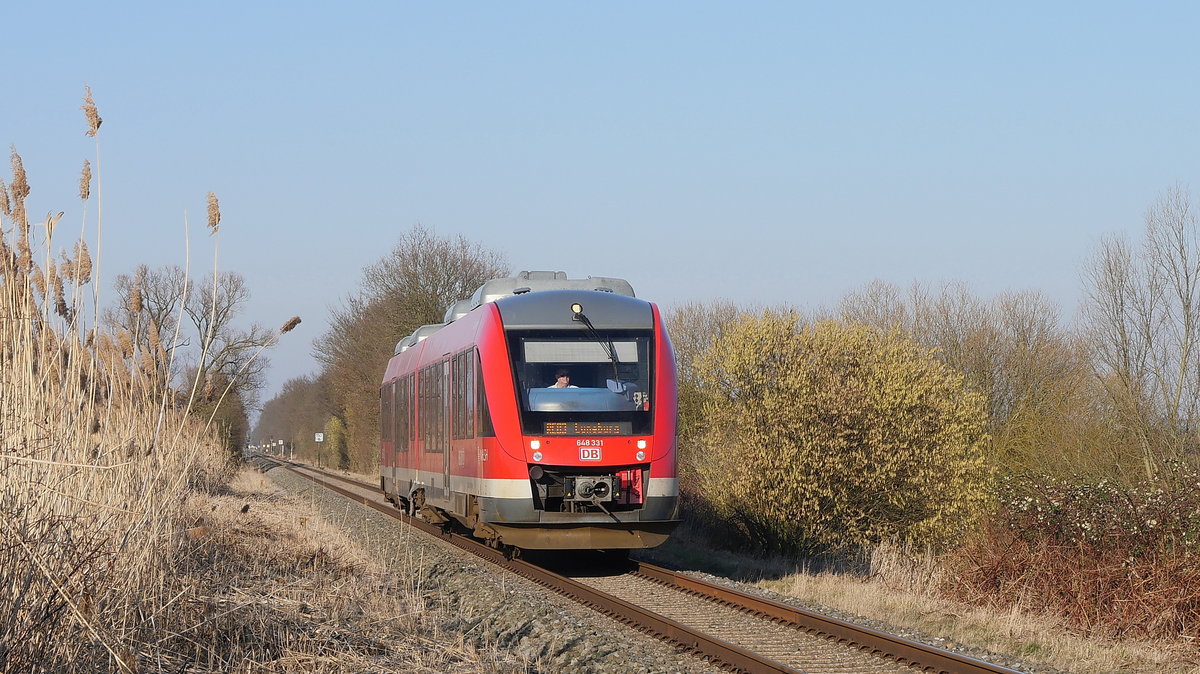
[0,144,230,670]
[0,96,312,672]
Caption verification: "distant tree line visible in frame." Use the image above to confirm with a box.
[667,184,1200,558]
[253,187,1200,569]
[253,225,507,471]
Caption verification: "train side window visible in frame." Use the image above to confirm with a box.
[394,378,408,452]
[464,351,475,439]
[386,381,395,446]
[380,382,393,444]
[393,380,401,445]
[440,359,451,453]
[435,363,442,453]
[420,365,440,452]
[451,354,460,439]
[399,374,413,451]
[476,349,494,437]
[417,368,425,449]
[450,349,476,440]
[401,379,408,451]
[420,361,446,454]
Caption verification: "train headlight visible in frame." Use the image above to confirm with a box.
[532,451,543,462]
[636,450,645,461]
[571,302,583,315]
[530,440,541,450]
[637,440,647,449]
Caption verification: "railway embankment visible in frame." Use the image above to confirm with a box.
[258,457,1200,673]
[254,463,723,673]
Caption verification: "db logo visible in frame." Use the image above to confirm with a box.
[579,447,602,461]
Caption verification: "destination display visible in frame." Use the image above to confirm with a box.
[543,420,631,436]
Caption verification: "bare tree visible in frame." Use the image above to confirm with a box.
[361,224,509,329]
[107,265,190,387]
[108,267,274,405]
[109,266,183,335]
[839,280,1109,474]
[1083,184,1200,472]
[665,299,743,383]
[184,271,275,404]
[311,225,508,470]
[838,278,912,332]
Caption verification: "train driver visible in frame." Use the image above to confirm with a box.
[548,368,578,389]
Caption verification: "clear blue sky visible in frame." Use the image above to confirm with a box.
[3,2,1198,402]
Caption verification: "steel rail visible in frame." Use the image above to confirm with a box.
[252,455,1020,674]
[630,563,1011,674]
[257,457,794,672]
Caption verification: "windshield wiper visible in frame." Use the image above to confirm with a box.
[572,308,620,381]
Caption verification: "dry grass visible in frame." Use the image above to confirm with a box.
[164,467,531,672]
[0,101,530,671]
[1,118,232,671]
[642,527,1200,673]
[766,545,1200,673]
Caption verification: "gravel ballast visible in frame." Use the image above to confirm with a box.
[263,465,723,673]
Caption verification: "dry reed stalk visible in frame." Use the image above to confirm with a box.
[178,194,224,436]
[75,87,105,452]
[79,160,92,201]
[9,147,30,228]
[82,86,102,137]
[0,93,236,673]
[205,192,220,235]
[74,239,92,282]
[83,87,104,341]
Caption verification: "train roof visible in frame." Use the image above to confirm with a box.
[394,322,445,354]
[443,298,476,323]
[394,272,640,355]
[469,271,635,306]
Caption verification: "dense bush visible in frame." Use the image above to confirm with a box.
[323,414,350,470]
[691,312,991,554]
[663,300,742,496]
[998,462,1200,556]
[949,463,1200,638]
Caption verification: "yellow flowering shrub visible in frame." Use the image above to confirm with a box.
[692,312,991,553]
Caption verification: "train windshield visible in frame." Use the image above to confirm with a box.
[509,329,654,435]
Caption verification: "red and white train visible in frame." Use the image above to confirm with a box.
[379,271,679,550]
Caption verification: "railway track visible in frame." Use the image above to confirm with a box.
[251,454,1020,674]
